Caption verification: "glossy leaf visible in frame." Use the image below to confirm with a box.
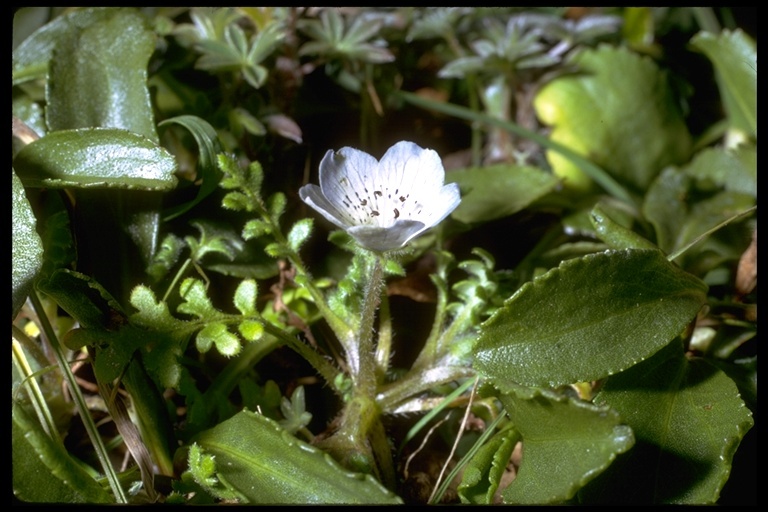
[159,115,224,220]
[12,7,117,85]
[45,8,158,141]
[458,425,520,504]
[691,30,756,137]
[496,385,634,504]
[190,409,402,504]
[585,341,754,504]
[534,44,692,192]
[12,170,43,319]
[474,249,708,387]
[589,202,658,251]
[448,164,559,224]
[12,402,112,503]
[14,128,178,190]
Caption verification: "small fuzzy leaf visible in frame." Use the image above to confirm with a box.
[474,249,708,387]
[238,320,264,342]
[196,322,240,356]
[233,279,258,316]
[178,278,217,319]
[287,218,313,252]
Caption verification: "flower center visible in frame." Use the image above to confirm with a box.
[338,178,424,228]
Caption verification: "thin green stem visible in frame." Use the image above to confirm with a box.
[260,322,340,388]
[377,365,476,413]
[29,290,127,503]
[374,285,392,384]
[353,253,384,396]
[12,330,59,439]
[411,275,449,372]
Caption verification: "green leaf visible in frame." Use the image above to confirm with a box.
[159,115,224,221]
[690,30,756,137]
[458,426,520,504]
[278,386,313,435]
[496,385,634,504]
[534,45,692,192]
[178,278,217,319]
[585,341,754,504]
[684,145,756,197]
[190,409,402,503]
[45,8,158,141]
[13,401,112,503]
[474,249,708,387]
[196,322,240,356]
[14,128,178,190]
[36,268,124,330]
[448,164,559,224]
[12,7,117,85]
[12,170,43,319]
[287,218,313,252]
[233,279,258,316]
[589,202,658,251]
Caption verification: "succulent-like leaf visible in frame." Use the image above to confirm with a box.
[585,341,754,504]
[14,128,178,190]
[12,170,43,319]
[474,249,708,387]
[496,385,634,504]
[190,409,402,503]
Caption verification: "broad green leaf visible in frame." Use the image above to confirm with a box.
[691,30,756,137]
[496,385,634,504]
[644,160,756,257]
[534,45,692,192]
[12,170,44,319]
[474,249,708,387]
[13,402,112,503]
[458,425,521,504]
[45,8,158,141]
[684,145,756,197]
[585,341,754,504]
[12,7,117,85]
[14,128,178,190]
[159,115,224,221]
[642,167,690,254]
[448,164,559,224]
[36,268,124,330]
[191,409,402,504]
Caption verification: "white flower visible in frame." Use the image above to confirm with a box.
[299,141,461,252]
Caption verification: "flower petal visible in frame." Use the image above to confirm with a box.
[317,147,383,226]
[347,220,425,252]
[419,182,462,227]
[299,183,350,229]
